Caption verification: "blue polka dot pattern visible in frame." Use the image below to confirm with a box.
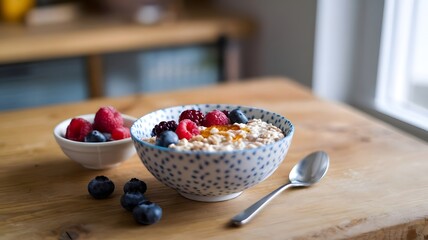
[131,104,294,199]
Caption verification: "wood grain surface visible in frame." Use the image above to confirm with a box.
[0,78,427,240]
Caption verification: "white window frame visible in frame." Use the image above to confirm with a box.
[313,0,427,141]
[376,0,428,132]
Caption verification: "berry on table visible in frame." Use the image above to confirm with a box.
[120,191,146,211]
[87,176,115,199]
[203,110,230,127]
[156,131,179,147]
[229,109,249,124]
[132,201,162,225]
[179,110,205,126]
[111,126,130,140]
[84,130,107,142]
[123,178,147,194]
[151,120,178,137]
[176,119,200,140]
[65,118,93,142]
[93,106,124,133]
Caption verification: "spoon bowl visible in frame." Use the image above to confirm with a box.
[289,151,329,185]
[231,151,329,226]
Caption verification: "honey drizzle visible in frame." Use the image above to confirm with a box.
[200,125,249,141]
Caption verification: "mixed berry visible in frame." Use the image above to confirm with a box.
[151,120,178,137]
[65,118,93,142]
[229,109,249,124]
[87,176,115,199]
[121,191,147,212]
[203,110,230,127]
[65,106,130,142]
[88,176,162,225]
[150,108,248,148]
[179,109,205,126]
[123,178,147,193]
[84,130,107,142]
[175,119,200,140]
[156,130,179,147]
[132,201,163,225]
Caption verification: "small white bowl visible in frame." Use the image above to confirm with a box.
[54,114,137,170]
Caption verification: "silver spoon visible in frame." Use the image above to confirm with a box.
[231,151,330,226]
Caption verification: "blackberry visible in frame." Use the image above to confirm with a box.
[179,110,205,126]
[151,120,177,137]
[221,110,230,118]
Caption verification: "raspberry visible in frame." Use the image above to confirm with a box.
[65,118,93,142]
[93,106,123,133]
[111,126,130,140]
[203,110,230,127]
[176,119,200,140]
[179,110,205,126]
[151,120,177,137]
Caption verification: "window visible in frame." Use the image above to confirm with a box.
[376,0,428,131]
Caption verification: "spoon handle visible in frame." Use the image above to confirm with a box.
[231,182,296,226]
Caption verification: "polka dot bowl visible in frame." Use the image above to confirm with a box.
[130,104,294,202]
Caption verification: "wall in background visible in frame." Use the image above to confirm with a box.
[215,0,317,87]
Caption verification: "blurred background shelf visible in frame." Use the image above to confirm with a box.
[0,57,87,111]
[0,2,253,110]
[0,15,251,64]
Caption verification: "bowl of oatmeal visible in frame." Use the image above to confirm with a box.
[130,104,294,202]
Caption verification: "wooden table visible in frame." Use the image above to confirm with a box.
[1,78,427,239]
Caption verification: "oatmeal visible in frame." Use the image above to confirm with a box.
[145,119,284,151]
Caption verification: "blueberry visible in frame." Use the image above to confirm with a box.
[84,130,107,142]
[120,191,146,211]
[88,176,115,199]
[123,178,147,194]
[102,132,112,141]
[155,130,178,147]
[229,109,248,124]
[132,201,162,225]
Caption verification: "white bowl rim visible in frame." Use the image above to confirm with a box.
[54,113,137,146]
[130,104,294,155]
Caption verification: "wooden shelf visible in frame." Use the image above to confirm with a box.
[0,15,252,64]
[0,14,253,98]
